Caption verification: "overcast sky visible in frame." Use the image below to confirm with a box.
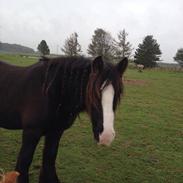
[0,0,183,62]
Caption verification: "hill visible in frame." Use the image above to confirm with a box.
[0,42,35,54]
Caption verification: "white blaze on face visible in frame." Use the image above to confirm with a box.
[99,84,115,146]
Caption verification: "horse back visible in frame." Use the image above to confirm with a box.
[0,61,48,129]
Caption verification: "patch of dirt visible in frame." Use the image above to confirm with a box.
[124,79,148,86]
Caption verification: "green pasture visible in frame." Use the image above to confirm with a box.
[0,54,183,183]
[0,54,38,66]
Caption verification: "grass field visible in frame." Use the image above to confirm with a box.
[0,54,183,183]
[0,54,38,66]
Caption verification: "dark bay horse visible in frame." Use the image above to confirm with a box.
[0,56,128,183]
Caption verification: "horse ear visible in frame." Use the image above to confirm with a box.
[116,57,128,77]
[92,56,104,73]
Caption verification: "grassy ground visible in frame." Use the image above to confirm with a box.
[0,53,38,66]
[0,54,183,183]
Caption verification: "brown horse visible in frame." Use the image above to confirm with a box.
[0,56,128,183]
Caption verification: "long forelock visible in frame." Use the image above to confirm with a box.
[86,63,117,113]
[112,74,123,110]
[86,72,102,113]
[101,64,123,111]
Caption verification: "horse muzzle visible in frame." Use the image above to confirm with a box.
[98,130,115,146]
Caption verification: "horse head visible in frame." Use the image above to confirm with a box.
[86,56,128,146]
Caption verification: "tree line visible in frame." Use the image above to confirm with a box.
[37,28,183,68]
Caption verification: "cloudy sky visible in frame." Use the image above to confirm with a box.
[0,0,183,62]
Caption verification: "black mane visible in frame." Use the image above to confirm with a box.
[41,56,122,115]
[42,57,92,113]
[0,56,122,118]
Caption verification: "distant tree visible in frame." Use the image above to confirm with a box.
[61,32,82,56]
[87,28,115,60]
[174,48,183,67]
[37,40,50,55]
[114,29,133,59]
[134,35,161,68]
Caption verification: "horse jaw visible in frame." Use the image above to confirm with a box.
[99,84,115,146]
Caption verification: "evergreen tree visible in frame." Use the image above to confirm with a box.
[87,28,115,60]
[174,48,183,67]
[61,32,82,56]
[134,35,161,68]
[37,40,50,55]
[114,29,133,59]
